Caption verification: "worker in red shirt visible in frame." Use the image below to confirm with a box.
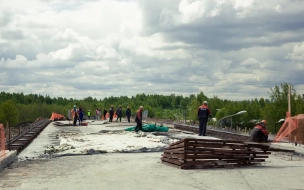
[197,101,212,136]
[134,106,144,132]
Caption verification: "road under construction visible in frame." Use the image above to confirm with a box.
[1,118,304,190]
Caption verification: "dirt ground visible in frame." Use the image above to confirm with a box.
[1,152,304,190]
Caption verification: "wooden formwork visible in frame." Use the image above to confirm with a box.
[161,139,291,169]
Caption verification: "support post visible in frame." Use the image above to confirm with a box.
[230,117,232,129]
[288,84,291,116]
[7,122,10,151]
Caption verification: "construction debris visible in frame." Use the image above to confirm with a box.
[161,138,295,169]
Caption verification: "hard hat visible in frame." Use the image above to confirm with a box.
[89,110,90,111]
[203,101,208,104]
[74,105,76,108]
[261,120,267,124]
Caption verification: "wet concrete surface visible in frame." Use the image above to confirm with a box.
[17,120,219,160]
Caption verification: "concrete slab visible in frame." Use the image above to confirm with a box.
[0,152,304,190]
[270,142,304,156]
[0,150,17,172]
[2,119,304,189]
[17,120,219,160]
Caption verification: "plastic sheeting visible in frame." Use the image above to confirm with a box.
[274,114,304,143]
[49,112,65,121]
[125,124,169,132]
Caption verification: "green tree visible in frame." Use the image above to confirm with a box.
[263,83,297,132]
[0,100,19,127]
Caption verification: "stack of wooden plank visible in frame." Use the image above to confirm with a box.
[161,139,292,169]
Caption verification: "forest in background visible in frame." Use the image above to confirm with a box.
[0,83,303,133]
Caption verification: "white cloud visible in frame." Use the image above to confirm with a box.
[274,5,282,13]
[0,0,304,101]
[240,58,262,70]
[287,42,304,61]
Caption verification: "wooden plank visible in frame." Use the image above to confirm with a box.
[164,150,186,154]
[184,143,242,149]
[243,142,270,148]
[212,149,271,155]
[161,161,182,169]
[183,159,265,166]
[165,147,186,151]
[164,149,216,154]
[182,164,229,169]
[184,146,248,151]
[185,147,222,152]
[169,139,185,146]
[161,157,183,166]
[224,159,265,163]
[166,142,186,150]
[184,138,244,144]
[161,138,274,170]
[164,147,271,155]
[163,153,269,160]
[164,149,271,155]
[183,154,267,159]
[185,141,245,146]
[183,160,228,166]
[161,153,185,159]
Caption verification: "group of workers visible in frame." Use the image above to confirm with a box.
[71,101,269,142]
[105,105,132,122]
[70,105,144,132]
[197,101,269,142]
[106,105,144,132]
[70,105,84,126]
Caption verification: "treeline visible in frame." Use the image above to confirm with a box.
[0,83,303,133]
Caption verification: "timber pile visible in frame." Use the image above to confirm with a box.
[161,139,294,169]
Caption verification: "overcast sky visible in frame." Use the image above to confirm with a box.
[1,0,303,101]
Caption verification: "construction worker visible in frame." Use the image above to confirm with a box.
[87,110,91,120]
[70,105,79,126]
[197,101,212,136]
[78,106,84,126]
[126,106,131,123]
[103,109,107,120]
[95,108,100,120]
[116,105,122,122]
[249,120,269,142]
[134,106,144,132]
[109,106,114,122]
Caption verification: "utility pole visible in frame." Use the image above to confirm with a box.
[288,84,291,116]
[288,84,294,145]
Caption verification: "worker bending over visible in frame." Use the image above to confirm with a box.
[249,120,269,142]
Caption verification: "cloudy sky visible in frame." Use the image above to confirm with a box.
[1,0,304,100]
